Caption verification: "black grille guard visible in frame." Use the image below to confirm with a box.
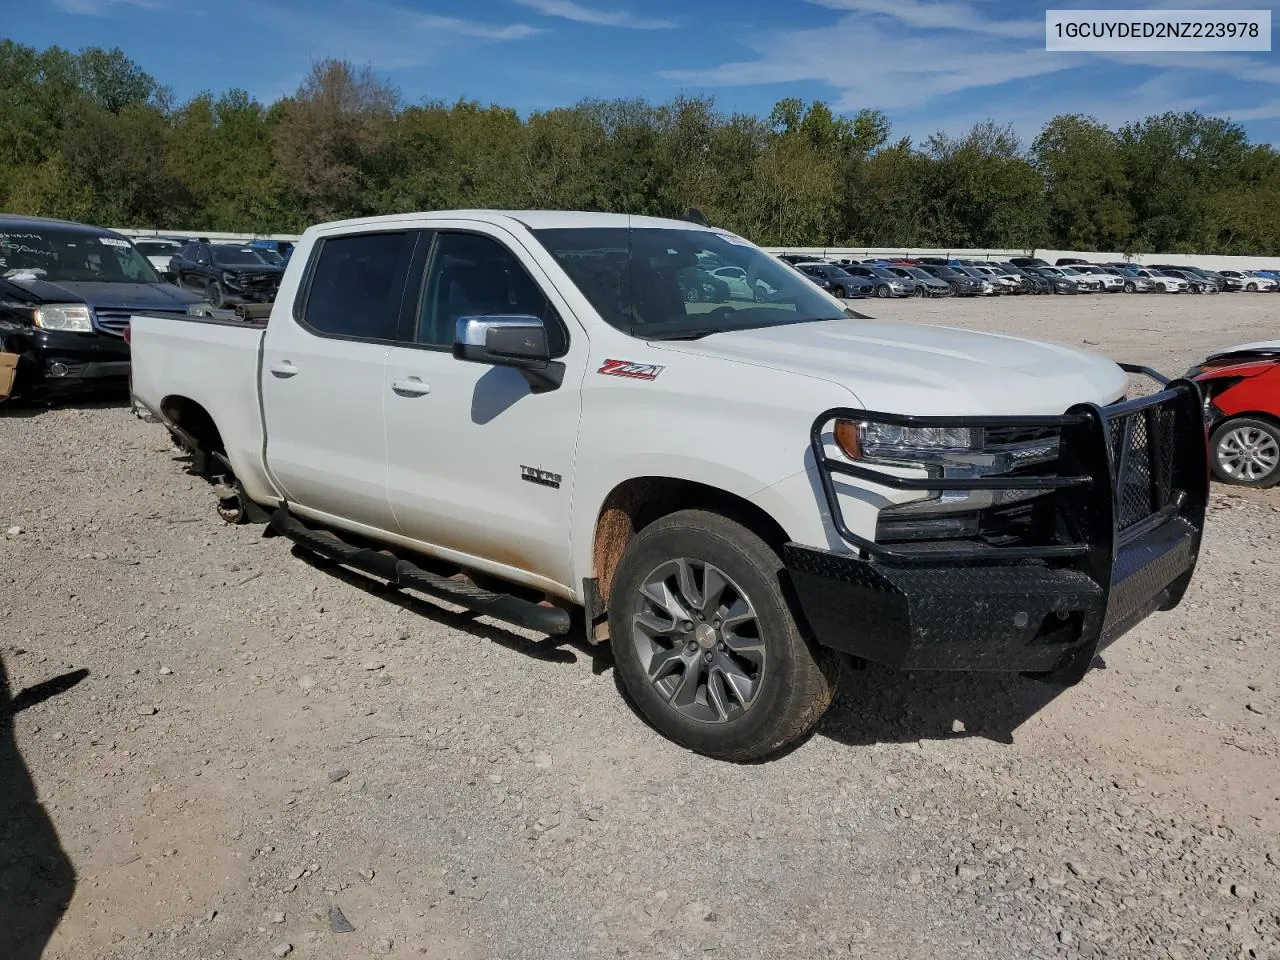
[810,364,1210,569]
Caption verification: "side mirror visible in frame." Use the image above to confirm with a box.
[453,315,564,393]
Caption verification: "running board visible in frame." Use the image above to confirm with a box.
[269,507,572,636]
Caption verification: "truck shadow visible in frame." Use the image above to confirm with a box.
[818,660,1091,747]
[0,657,85,960]
[291,547,614,675]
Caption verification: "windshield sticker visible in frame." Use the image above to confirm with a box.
[98,237,131,248]
[713,232,752,247]
[598,359,664,381]
[0,232,43,240]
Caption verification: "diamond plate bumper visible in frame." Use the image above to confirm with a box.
[785,512,1198,674]
[791,371,1208,679]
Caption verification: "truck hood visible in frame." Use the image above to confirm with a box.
[3,278,201,310]
[651,318,1129,416]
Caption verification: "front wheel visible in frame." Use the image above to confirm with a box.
[832,285,846,299]
[1210,418,1280,488]
[1124,281,1136,293]
[875,284,890,298]
[1247,282,1258,292]
[608,511,840,761]
[208,280,226,308]
[911,284,924,298]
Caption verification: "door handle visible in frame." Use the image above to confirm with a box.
[391,377,431,397]
[269,361,298,378]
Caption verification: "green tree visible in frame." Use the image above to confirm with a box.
[1033,114,1132,251]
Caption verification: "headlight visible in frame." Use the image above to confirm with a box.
[33,304,94,332]
[835,421,975,464]
[221,271,241,286]
[833,417,1060,518]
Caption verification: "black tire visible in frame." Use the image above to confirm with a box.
[832,285,846,299]
[1209,417,1280,489]
[608,510,840,761]
[209,280,226,308]
[1247,282,1258,292]
[948,281,961,296]
[874,284,890,299]
[1124,281,1135,293]
[911,284,923,297]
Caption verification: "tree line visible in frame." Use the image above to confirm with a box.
[3,40,1279,255]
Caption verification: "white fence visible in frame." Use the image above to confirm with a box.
[114,228,302,245]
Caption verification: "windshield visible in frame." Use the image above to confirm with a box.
[533,226,854,339]
[0,227,160,284]
[211,245,270,267]
[1060,267,1083,276]
[930,266,963,278]
[134,240,181,257]
[865,267,897,279]
[901,267,933,280]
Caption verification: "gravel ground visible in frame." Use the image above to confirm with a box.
[2,293,1278,960]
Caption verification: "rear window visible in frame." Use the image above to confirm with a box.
[299,232,416,342]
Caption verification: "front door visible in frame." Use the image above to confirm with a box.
[382,225,585,591]
[262,229,418,533]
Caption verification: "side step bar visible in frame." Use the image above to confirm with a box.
[269,507,572,636]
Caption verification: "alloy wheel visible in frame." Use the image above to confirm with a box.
[1217,426,1280,483]
[630,558,765,725]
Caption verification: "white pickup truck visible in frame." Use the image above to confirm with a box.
[128,211,1209,760]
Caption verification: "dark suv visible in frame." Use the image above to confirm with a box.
[170,241,285,308]
[0,215,203,402]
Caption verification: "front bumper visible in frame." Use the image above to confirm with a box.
[29,328,131,392]
[785,371,1208,680]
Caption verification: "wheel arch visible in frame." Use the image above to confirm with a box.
[590,476,792,610]
[160,393,226,462]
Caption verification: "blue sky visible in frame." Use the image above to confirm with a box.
[9,0,1280,145]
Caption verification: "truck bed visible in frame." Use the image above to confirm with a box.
[128,312,279,507]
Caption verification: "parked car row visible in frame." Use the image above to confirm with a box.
[777,254,1280,298]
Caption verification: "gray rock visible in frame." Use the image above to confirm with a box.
[271,945,292,958]
[327,767,351,783]
[136,705,158,716]
[328,905,355,933]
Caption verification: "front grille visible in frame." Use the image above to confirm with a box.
[1108,405,1177,530]
[93,308,187,338]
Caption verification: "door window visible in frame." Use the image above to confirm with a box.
[298,231,416,343]
[414,232,566,354]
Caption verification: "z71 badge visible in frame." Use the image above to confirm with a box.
[598,359,665,381]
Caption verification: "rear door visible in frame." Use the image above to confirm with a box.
[261,228,419,533]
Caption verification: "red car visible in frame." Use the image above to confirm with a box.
[1188,341,1280,488]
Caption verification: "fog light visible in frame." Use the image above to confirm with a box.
[48,362,70,377]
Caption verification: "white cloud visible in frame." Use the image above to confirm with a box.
[511,0,675,30]
[240,0,542,75]
[418,14,542,40]
[51,0,158,14]
[663,2,1280,140]
[806,0,1041,39]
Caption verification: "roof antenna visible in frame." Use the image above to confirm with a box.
[683,207,709,226]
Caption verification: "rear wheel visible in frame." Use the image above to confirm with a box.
[1210,418,1280,488]
[609,510,840,761]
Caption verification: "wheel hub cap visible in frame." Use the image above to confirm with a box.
[631,558,766,725]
